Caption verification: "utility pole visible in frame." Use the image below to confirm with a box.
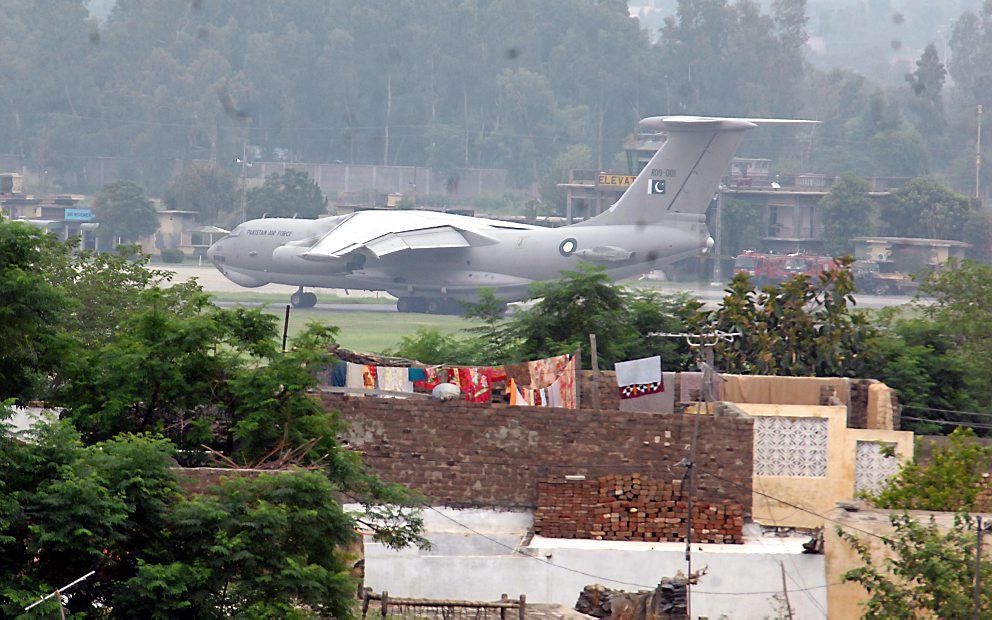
[238,139,249,223]
[975,515,984,620]
[977,105,983,201]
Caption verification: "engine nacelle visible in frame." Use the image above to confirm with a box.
[272,245,352,273]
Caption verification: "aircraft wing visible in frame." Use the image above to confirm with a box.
[301,210,500,260]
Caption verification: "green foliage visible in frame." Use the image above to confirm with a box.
[118,471,359,619]
[918,259,992,410]
[509,264,635,368]
[247,170,327,220]
[0,219,69,400]
[386,328,483,366]
[884,177,974,240]
[710,257,877,377]
[870,428,991,511]
[92,181,158,244]
[862,314,982,433]
[461,288,513,363]
[0,418,398,618]
[159,247,185,263]
[162,163,238,226]
[839,513,992,618]
[819,173,876,256]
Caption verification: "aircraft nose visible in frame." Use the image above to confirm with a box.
[206,238,223,262]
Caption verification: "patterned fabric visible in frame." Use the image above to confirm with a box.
[753,417,828,477]
[855,441,900,495]
[457,367,492,403]
[615,356,662,387]
[620,381,664,400]
[504,362,531,389]
[376,366,412,393]
[529,354,570,390]
[361,365,377,390]
[413,366,442,392]
[508,379,527,406]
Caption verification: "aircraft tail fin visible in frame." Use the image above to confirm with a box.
[576,116,817,227]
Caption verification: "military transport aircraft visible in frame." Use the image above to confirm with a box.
[206,116,815,313]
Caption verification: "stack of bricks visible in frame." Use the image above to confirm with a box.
[534,473,744,544]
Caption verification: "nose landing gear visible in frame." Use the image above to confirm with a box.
[290,288,318,308]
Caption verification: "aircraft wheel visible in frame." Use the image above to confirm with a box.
[302,292,318,308]
[441,298,468,315]
[425,299,441,314]
[397,297,428,313]
[290,291,304,307]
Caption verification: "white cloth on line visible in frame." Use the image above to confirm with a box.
[376,366,413,393]
[345,362,367,389]
[614,356,662,387]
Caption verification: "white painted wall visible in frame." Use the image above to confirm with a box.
[362,507,828,620]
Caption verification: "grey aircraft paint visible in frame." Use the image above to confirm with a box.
[206,116,815,313]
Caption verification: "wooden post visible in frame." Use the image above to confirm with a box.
[589,334,601,413]
[975,516,984,620]
[381,591,388,619]
[518,594,526,620]
[500,593,508,620]
[282,304,291,352]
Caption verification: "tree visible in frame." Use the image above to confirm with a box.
[709,258,878,377]
[162,164,239,226]
[0,416,419,617]
[246,170,327,220]
[868,427,992,511]
[92,181,158,245]
[538,144,593,216]
[819,173,876,256]
[916,259,992,408]
[883,177,974,240]
[863,315,981,434]
[0,218,68,400]
[839,512,992,619]
[904,42,946,127]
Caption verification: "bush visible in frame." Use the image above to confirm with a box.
[160,248,185,263]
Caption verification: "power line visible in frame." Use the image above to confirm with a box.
[901,405,992,419]
[422,504,840,597]
[901,416,992,431]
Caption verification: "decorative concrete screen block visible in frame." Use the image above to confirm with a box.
[753,416,828,477]
[855,441,901,496]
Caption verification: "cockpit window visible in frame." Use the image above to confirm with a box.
[227,224,245,238]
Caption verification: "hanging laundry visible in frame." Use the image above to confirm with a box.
[345,362,367,389]
[376,366,413,393]
[362,365,378,390]
[455,367,492,403]
[508,379,528,406]
[615,356,663,400]
[504,362,532,391]
[529,354,570,390]
[556,355,577,409]
[408,367,427,383]
[413,366,443,392]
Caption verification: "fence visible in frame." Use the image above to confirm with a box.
[361,591,526,619]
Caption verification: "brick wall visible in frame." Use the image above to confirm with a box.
[323,394,754,514]
[534,474,744,544]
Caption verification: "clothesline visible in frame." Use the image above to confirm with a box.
[324,352,580,409]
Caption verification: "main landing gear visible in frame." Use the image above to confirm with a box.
[396,297,465,315]
[290,287,318,308]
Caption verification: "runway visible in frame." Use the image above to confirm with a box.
[168,265,916,313]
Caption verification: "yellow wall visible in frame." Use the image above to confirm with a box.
[825,507,991,619]
[738,403,914,530]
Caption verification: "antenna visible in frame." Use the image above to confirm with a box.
[651,329,740,617]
